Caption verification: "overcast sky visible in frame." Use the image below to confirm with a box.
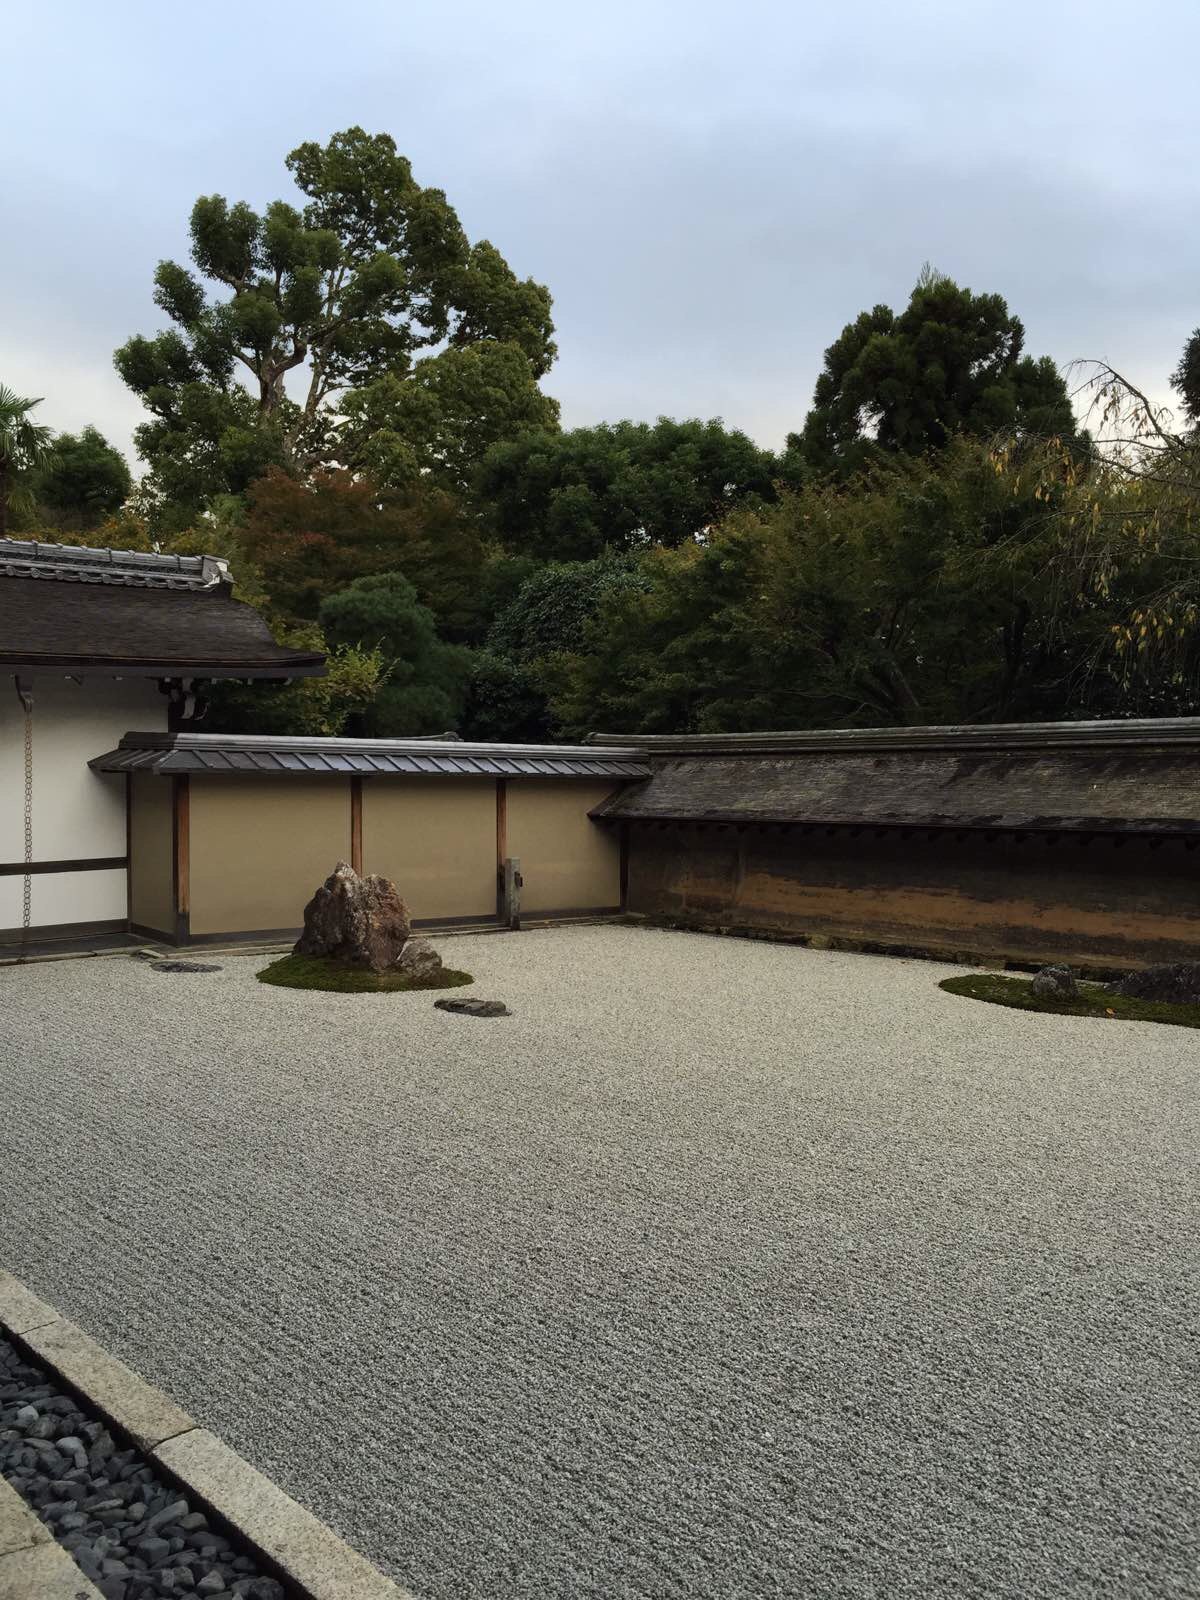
[8,0,1198,468]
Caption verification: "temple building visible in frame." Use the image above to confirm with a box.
[0,538,322,949]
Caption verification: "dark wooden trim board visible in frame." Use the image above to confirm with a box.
[412,913,502,932]
[0,858,127,876]
[512,905,624,921]
[350,776,363,874]
[0,918,127,950]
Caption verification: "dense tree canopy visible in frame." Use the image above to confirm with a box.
[543,438,1172,737]
[795,269,1079,477]
[477,417,778,560]
[460,557,647,740]
[339,340,559,496]
[115,127,556,520]
[29,425,131,528]
[238,467,489,638]
[486,558,644,663]
[318,571,470,735]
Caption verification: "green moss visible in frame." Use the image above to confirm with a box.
[256,954,474,994]
[939,972,1200,1029]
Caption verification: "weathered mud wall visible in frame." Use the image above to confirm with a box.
[625,823,1200,968]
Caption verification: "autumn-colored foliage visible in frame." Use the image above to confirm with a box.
[240,467,489,639]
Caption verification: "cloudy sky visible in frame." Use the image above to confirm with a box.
[8,0,1198,467]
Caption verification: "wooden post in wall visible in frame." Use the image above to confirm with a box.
[350,777,363,874]
[495,778,507,919]
[172,775,190,946]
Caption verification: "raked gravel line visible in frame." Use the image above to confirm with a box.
[0,925,1197,1600]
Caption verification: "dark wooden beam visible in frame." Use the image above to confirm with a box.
[0,857,127,876]
[350,776,363,874]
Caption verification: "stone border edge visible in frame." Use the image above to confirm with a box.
[0,1270,415,1600]
[0,1472,108,1598]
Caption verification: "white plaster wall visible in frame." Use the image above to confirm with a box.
[0,675,164,930]
[0,869,128,928]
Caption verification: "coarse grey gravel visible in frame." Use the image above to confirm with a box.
[1,925,1197,1600]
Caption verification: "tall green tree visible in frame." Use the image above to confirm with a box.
[318,571,470,735]
[460,557,647,741]
[29,425,131,529]
[0,387,55,537]
[486,557,644,664]
[115,127,556,517]
[339,340,559,496]
[796,269,1078,477]
[477,417,778,561]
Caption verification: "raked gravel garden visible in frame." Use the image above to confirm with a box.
[1,924,1198,1600]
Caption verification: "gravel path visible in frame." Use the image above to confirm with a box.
[1,926,1197,1599]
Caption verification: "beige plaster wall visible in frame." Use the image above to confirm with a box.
[505,780,621,912]
[362,779,496,921]
[188,777,351,935]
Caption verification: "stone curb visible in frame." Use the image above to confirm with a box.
[18,1317,197,1453]
[0,1476,104,1599]
[0,1272,414,1600]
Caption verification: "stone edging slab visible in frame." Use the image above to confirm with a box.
[0,1271,414,1600]
[0,1473,106,1599]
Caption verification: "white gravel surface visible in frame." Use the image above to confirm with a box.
[1,925,1197,1599]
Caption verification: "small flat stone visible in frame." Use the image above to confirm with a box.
[434,997,511,1017]
[150,960,222,974]
[14,1404,38,1426]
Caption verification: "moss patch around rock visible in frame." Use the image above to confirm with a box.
[939,972,1200,1029]
[256,954,474,994]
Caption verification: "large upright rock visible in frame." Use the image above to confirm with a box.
[294,862,412,972]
